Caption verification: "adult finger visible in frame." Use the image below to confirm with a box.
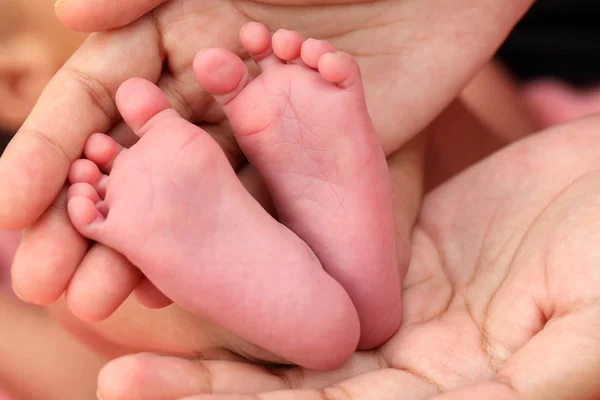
[65,244,142,321]
[0,16,163,230]
[98,355,290,400]
[97,352,385,400]
[177,303,600,400]
[493,304,600,399]
[4,18,164,304]
[424,100,506,191]
[460,62,539,141]
[55,0,169,32]
[176,368,441,400]
[10,188,87,304]
[52,0,389,33]
[428,304,600,399]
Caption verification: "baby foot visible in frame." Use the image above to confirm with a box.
[194,22,401,348]
[67,78,359,370]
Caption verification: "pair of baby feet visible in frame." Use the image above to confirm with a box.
[67,22,401,369]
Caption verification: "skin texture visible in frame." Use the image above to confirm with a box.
[4,0,532,326]
[0,0,536,393]
[98,115,600,400]
[193,28,400,349]
[4,0,579,397]
[0,0,535,375]
[66,68,363,370]
[66,26,399,363]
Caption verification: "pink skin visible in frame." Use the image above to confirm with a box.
[0,231,20,296]
[0,232,20,399]
[522,80,600,128]
[67,23,398,367]
[194,23,401,348]
[0,388,16,400]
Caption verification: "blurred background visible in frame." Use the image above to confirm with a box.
[1,0,600,399]
[499,0,600,87]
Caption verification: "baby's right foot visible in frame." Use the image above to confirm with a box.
[67,78,359,370]
[194,23,401,348]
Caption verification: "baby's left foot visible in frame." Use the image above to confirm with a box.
[66,78,359,370]
[194,23,402,348]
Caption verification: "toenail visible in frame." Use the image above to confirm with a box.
[11,281,26,301]
[211,63,235,80]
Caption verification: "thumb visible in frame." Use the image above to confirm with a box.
[55,0,169,32]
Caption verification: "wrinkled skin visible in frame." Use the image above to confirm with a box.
[2,0,532,365]
[99,117,600,400]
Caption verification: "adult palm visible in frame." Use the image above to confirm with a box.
[4,0,532,319]
[99,117,600,400]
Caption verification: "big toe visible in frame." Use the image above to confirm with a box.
[193,48,250,106]
[116,78,180,139]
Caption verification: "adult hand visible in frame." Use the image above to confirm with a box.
[53,0,387,32]
[0,231,19,295]
[3,0,531,322]
[97,116,600,399]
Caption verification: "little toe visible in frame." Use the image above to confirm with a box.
[300,38,337,69]
[83,133,124,173]
[68,182,108,216]
[272,29,304,63]
[317,51,362,89]
[67,182,101,205]
[193,48,250,107]
[68,159,109,198]
[116,78,180,139]
[239,22,282,69]
[68,195,107,242]
[69,159,102,185]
